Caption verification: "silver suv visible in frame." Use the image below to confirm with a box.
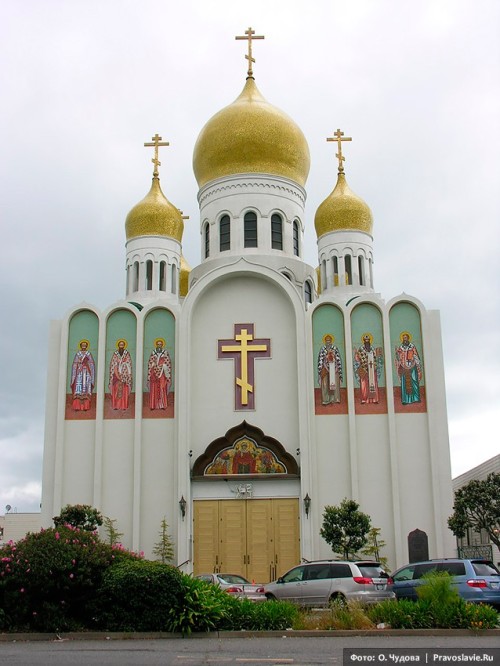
[264,560,394,606]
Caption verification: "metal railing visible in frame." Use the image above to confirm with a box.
[458,545,493,560]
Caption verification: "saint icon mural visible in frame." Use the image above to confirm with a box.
[317,334,343,405]
[353,332,383,404]
[70,339,95,411]
[147,338,172,410]
[394,331,422,405]
[108,339,133,410]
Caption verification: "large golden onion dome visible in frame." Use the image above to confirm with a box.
[314,172,373,238]
[179,254,191,297]
[193,77,310,188]
[125,176,184,241]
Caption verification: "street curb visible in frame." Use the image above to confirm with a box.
[1,629,499,642]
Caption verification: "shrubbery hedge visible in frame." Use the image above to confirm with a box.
[1,530,497,633]
[91,559,184,631]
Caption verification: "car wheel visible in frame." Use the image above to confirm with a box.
[329,593,347,608]
[266,593,277,601]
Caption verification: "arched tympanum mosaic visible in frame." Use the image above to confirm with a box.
[192,421,299,479]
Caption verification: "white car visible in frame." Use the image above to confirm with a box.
[264,560,394,606]
[195,573,267,602]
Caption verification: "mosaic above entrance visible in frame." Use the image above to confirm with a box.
[205,437,287,475]
[192,421,299,479]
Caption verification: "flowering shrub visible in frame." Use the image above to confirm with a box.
[0,525,139,632]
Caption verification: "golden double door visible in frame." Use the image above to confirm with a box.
[193,498,300,583]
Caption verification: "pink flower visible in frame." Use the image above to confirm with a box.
[20,588,25,593]
[55,532,60,540]
[69,573,74,579]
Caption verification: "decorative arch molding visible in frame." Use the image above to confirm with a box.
[192,421,299,479]
[198,178,306,208]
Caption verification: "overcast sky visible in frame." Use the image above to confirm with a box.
[1,0,499,514]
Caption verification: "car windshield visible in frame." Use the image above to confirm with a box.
[472,561,500,576]
[218,575,249,585]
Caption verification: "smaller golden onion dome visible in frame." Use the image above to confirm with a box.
[179,255,191,297]
[125,176,184,241]
[314,172,373,238]
[193,77,310,188]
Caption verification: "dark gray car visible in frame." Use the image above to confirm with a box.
[391,558,500,608]
[264,560,395,606]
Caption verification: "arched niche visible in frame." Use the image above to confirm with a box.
[350,303,386,414]
[312,304,347,414]
[65,309,99,420]
[390,301,426,412]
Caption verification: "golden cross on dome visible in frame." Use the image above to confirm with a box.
[144,133,169,177]
[327,129,352,173]
[235,27,265,78]
[178,210,190,221]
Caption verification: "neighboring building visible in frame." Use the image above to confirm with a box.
[41,30,455,579]
[0,513,41,544]
[452,455,500,567]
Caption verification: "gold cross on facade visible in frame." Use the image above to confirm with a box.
[144,133,170,176]
[327,129,352,173]
[218,323,271,410]
[235,27,264,78]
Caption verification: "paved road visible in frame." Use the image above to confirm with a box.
[0,635,499,665]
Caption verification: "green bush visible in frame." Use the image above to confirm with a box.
[368,599,432,629]
[91,559,184,631]
[0,526,137,632]
[367,583,498,631]
[461,602,499,630]
[166,577,299,634]
[223,597,298,631]
[167,575,231,634]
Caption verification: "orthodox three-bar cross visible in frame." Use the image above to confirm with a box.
[218,323,271,410]
[327,129,352,173]
[144,133,169,177]
[235,27,264,78]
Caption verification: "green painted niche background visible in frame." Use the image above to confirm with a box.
[66,310,99,392]
[105,309,137,390]
[350,303,385,387]
[312,304,345,387]
[389,301,424,385]
[143,308,176,390]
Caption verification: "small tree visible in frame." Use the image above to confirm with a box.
[152,518,175,564]
[102,516,123,546]
[320,498,371,559]
[53,504,103,532]
[360,527,388,569]
[448,473,500,550]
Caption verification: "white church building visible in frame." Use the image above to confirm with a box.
[42,30,455,581]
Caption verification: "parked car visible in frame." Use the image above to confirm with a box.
[391,558,500,608]
[264,560,394,607]
[194,573,266,602]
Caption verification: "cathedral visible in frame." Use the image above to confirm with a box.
[41,29,455,581]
